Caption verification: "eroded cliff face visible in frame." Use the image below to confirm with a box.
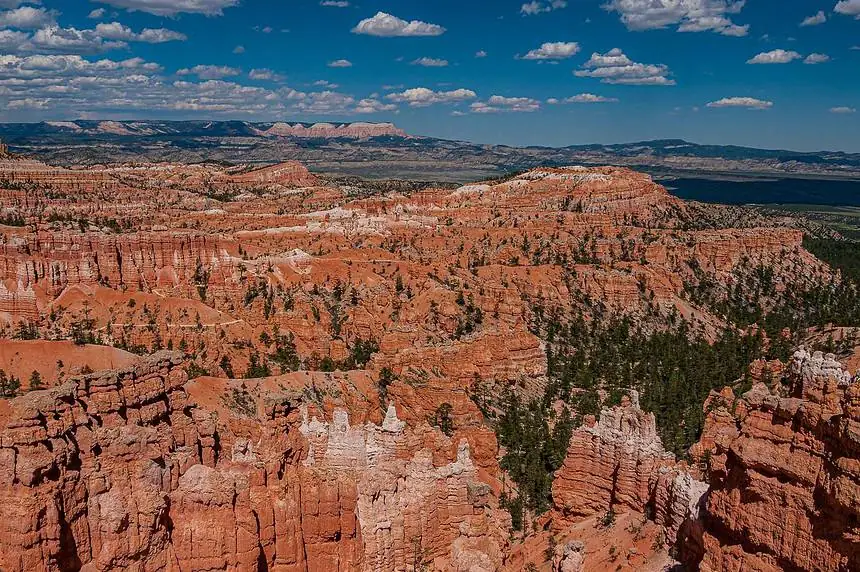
[552,395,708,546]
[0,160,828,391]
[0,353,508,572]
[695,349,860,572]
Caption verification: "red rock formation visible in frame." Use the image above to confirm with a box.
[228,161,320,187]
[696,349,860,572]
[551,395,707,547]
[0,353,508,571]
[1,157,852,570]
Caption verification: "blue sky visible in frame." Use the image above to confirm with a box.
[0,0,858,151]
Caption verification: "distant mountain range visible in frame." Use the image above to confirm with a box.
[0,120,405,140]
[1,120,859,182]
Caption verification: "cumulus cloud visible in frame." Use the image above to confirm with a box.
[800,11,826,26]
[475,50,487,58]
[746,49,802,64]
[0,6,57,29]
[248,68,284,81]
[830,106,856,114]
[604,0,748,36]
[176,65,241,79]
[385,87,476,107]
[706,96,773,109]
[521,1,567,16]
[0,28,28,51]
[575,48,675,85]
[520,41,580,60]
[26,26,129,54]
[352,12,445,37]
[88,8,106,19]
[328,59,352,67]
[411,57,448,67]
[94,22,186,43]
[834,0,860,19]
[0,19,187,55]
[91,0,238,17]
[313,79,338,88]
[354,97,397,113]
[0,54,381,120]
[471,95,541,113]
[804,53,830,64]
[551,93,619,103]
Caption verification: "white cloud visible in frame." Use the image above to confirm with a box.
[411,57,448,67]
[233,45,244,54]
[575,48,675,85]
[95,22,186,43]
[177,65,241,79]
[800,11,826,26]
[0,19,185,55]
[321,1,349,6]
[354,98,397,113]
[604,0,748,36]
[746,49,802,64]
[521,1,567,16]
[551,93,619,103]
[313,79,338,88]
[385,87,476,107]
[352,12,445,37]
[248,68,284,81]
[0,28,28,51]
[834,0,860,19]
[706,96,773,109]
[0,53,389,120]
[471,95,540,113]
[475,50,487,58]
[830,106,856,114]
[91,0,238,17]
[520,41,580,60]
[0,6,56,29]
[88,8,106,19]
[26,26,128,54]
[328,59,352,67]
[804,53,830,64]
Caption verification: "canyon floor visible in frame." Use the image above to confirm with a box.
[0,152,857,571]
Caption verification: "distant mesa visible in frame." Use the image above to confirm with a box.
[27,120,408,140]
[255,121,406,139]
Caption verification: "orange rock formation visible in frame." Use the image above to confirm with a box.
[695,349,859,572]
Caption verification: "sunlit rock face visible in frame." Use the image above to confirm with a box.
[695,349,860,572]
